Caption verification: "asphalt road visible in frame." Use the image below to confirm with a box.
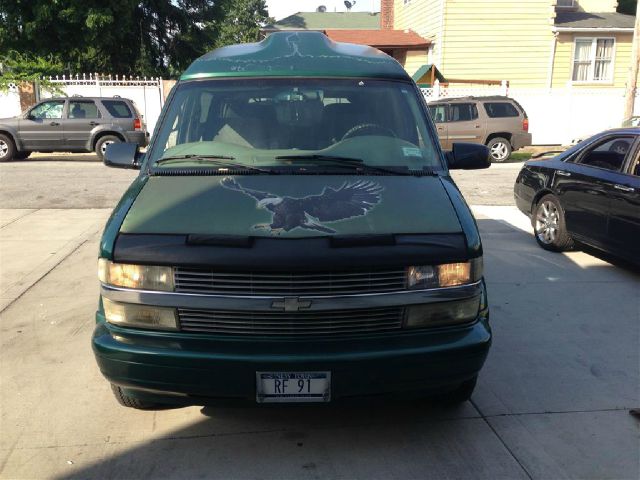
[0,153,522,208]
[0,153,638,479]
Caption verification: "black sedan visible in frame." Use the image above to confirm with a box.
[514,128,639,265]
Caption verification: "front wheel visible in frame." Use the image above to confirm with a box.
[533,194,574,251]
[110,384,161,409]
[435,376,477,404]
[486,137,512,162]
[95,135,121,161]
[0,134,16,162]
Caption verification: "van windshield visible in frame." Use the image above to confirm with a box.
[148,78,442,172]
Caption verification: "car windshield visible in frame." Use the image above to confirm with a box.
[147,78,442,172]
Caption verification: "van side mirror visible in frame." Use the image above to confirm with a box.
[104,142,143,170]
[446,143,491,170]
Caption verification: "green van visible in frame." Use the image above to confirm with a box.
[93,31,492,408]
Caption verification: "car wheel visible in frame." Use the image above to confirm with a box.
[95,135,121,161]
[110,384,160,409]
[436,376,477,404]
[487,137,512,162]
[0,134,16,162]
[13,151,31,160]
[533,194,574,251]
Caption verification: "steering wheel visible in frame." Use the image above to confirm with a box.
[609,140,629,155]
[341,123,397,141]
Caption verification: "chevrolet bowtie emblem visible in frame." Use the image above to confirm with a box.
[271,297,312,312]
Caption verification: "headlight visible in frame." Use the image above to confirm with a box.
[407,258,483,289]
[98,259,174,291]
[405,297,481,328]
[102,298,178,331]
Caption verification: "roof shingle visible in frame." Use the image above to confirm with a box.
[554,12,635,29]
[266,11,381,30]
[325,29,430,49]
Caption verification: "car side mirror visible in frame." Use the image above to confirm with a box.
[446,142,491,170]
[104,142,143,170]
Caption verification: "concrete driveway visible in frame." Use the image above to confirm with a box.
[0,156,638,479]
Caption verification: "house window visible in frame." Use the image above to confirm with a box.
[556,0,576,8]
[572,38,615,83]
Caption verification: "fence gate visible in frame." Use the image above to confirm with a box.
[42,75,164,133]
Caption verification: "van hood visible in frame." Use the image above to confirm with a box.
[120,175,462,237]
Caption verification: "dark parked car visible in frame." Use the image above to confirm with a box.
[428,96,532,162]
[514,128,639,264]
[0,96,148,161]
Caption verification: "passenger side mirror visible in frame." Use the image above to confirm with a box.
[446,143,491,170]
[103,142,143,170]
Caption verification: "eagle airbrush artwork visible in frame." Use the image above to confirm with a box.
[221,177,384,234]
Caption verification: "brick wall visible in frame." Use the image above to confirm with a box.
[381,0,394,30]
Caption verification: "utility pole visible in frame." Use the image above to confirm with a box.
[623,1,640,122]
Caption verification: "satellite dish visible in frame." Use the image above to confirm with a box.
[316,5,327,12]
[344,1,356,11]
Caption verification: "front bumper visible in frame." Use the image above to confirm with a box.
[92,311,491,406]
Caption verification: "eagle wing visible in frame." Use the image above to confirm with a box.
[220,177,277,202]
[299,180,383,222]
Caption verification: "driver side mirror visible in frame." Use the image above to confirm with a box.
[446,143,491,170]
[103,142,143,170]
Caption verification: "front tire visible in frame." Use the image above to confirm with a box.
[487,137,512,162]
[533,194,574,251]
[95,135,121,161]
[0,134,16,162]
[110,384,160,409]
[436,376,477,404]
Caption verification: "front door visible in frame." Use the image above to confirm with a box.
[19,100,66,150]
[64,99,102,149]
[605,140,640,260]
[556,135,635,246]
[445,102,484,145]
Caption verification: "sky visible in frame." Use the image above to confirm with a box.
[266,0,381,21]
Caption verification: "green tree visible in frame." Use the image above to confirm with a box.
[0,0,223,77]
[0,0,270,79]
[214,0,271,48]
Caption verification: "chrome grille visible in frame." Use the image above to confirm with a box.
[178,307,404,336]
[174,268,407,296]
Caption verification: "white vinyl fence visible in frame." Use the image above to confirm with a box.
[0,84,22,118]
[41,75,164,133]
[423,84,640,145]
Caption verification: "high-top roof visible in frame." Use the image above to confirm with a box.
[264,12,381,31]
[181,31,410,81]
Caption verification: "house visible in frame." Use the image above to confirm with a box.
[262,10,431,73]
[388,0,636,89]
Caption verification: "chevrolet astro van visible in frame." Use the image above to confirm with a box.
[93,32,492,408]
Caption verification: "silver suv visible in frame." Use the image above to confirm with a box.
[428,96,532,162]
[0,96,149,161]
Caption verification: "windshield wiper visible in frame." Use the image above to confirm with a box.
[274,154,422,176]
[154,155,272,173]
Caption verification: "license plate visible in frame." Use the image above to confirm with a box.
[256,371,331,403]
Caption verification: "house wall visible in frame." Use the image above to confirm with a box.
[403,49,430,76]
[439,0,557,87]
[574,0,618,13]
[393,0,445,64]
[551,32,634,88]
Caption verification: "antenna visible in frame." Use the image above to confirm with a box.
[344,1,356,11]
[316,5,327,12]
